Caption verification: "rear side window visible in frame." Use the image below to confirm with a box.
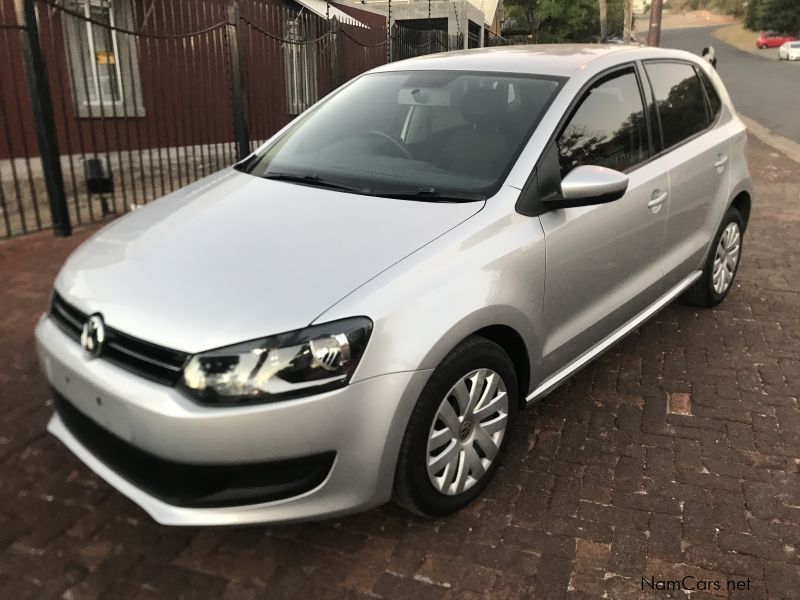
[557,69,649,176]
[645,62,709,149]
[697,69,722,121]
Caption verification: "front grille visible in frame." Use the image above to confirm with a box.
[50,292,189,386]
[54,391,335,508]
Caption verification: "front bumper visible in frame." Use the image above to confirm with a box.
[36,315,431,525]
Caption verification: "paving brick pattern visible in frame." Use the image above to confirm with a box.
[1,136,799,599]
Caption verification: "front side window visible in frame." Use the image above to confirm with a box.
[241,71,563,198]
[645,62,709,150]
[557,69,649,177]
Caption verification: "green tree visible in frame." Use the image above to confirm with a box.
[504,0,627,42]
[760,0,800,33]
[745,0,800,32]
[504,0,547,39]
[745,0,768,30]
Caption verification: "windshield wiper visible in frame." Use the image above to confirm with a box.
[261,174,485,202]
[368,188,487,203]
[262,172,367,194]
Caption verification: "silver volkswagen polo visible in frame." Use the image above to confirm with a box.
[36,45,751,525]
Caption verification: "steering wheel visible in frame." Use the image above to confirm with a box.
[363,130,412,159]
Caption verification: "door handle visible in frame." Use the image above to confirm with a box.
[648,190,668,211]
[714,155,729,170]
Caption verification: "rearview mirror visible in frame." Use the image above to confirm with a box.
[548,165,629,208]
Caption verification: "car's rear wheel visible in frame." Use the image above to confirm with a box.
[394,336,518,517]
[682,206,744,308]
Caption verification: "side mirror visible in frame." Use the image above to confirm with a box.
[547,165,629,209]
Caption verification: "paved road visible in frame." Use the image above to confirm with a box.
[661,26,800,143]
[1,136,800,598]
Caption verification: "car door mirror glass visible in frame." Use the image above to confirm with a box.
[552,165,629,207]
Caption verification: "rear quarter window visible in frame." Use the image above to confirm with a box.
[645,62,710,150]
[697,69,722,122]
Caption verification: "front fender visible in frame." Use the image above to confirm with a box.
[316,192,546,395]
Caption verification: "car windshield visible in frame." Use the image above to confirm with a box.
[239,70,563,200]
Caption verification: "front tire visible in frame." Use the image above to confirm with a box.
[394,336,518,517]
[682,207,744,308]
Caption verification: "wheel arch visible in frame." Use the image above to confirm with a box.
[473,325,531,409]
[406,305,541,403]
[730,190,752,231]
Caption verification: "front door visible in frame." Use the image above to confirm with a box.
[539,66,670,377]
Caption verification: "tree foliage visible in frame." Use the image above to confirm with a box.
[746,0,800,33]
[503,0,629,42]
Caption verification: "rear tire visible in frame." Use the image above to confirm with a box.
[682,207,744,308]
[394,336,518,517]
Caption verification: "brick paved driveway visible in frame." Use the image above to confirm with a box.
[1,136,799,599]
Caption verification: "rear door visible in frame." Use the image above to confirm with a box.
[643,61,731,289]
[539,65,670,376]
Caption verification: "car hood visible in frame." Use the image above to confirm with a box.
[56,169,483,352]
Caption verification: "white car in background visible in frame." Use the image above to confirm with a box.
[778,41,800,61]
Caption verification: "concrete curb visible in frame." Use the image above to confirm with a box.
[738,114,800,165]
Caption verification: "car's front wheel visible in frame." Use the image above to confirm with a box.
[394,336,518,517]
[683,206,744,308]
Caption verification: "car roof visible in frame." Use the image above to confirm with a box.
[370,44,705,78]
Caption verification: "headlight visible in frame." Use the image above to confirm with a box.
[180,317,372,406]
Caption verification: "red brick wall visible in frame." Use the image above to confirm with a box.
[0,0,389,160]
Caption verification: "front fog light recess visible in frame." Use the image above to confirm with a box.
[180,317,372,405]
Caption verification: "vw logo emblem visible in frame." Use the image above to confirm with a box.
[81,314,106,358]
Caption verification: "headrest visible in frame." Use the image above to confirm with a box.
[461,86,506,126]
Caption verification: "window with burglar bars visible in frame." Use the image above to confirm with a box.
[62,0,144,117]
[283,17,318,115]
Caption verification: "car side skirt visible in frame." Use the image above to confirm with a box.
[526,270,703,403]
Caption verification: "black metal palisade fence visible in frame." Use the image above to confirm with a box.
[0,0,463,239]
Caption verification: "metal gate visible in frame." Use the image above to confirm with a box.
[1,0,48,238]
[0,0,455,240]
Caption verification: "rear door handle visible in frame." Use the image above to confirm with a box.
[648,190,668,212]
[714,155,729,170]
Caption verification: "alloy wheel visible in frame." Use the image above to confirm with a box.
[426,368,509,495]
[712,221,741,294]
